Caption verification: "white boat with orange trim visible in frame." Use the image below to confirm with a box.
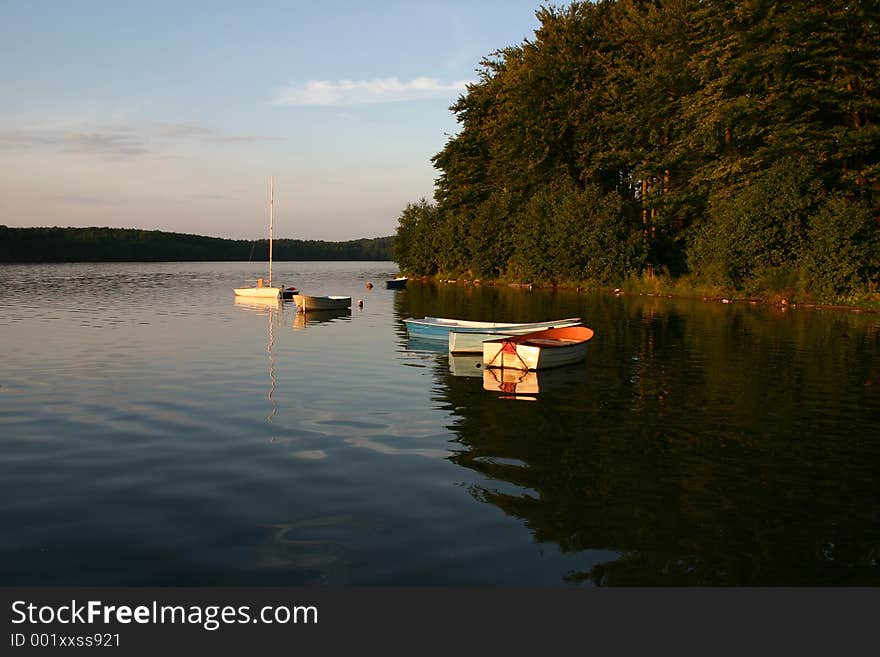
[482,326,595,371]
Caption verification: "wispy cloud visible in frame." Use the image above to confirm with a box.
[45,192,229,206]
[152,122,276,143]
[207,135,277,143]
[44,194,118,206]
[0,129,148,158]
[64,131,149,157]
[0,122,277,159]
[272,76,469,106]
[152,121,214,138]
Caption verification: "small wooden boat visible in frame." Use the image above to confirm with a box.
[404,316,582,342]
[482,326,595,371]
[292,294,352,311]
[234,177,285,299]
[386,277,408,289]
[235,281,281,299]
[449,320,587,354]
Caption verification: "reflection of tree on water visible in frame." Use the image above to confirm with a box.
[422,286,880,585]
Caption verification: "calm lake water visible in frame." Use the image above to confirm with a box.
[1,261,878,585]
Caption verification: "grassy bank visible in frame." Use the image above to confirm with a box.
[412,271,880,313]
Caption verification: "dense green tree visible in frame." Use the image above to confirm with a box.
[800,196,880,301]
[392,199,442,275]
[687,157,821,287]
[394,0,880,302]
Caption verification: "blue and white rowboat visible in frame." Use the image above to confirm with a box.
[403,316,582,343]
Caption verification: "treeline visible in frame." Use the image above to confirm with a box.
[393,0,880,302]
[0,226,393,262]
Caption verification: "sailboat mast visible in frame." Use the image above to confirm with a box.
[268,175,274,287]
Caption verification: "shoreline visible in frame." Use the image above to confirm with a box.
[411,275,880,314]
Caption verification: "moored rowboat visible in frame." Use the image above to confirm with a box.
[234,282,281,299]
[449,319,586,354]
[293,294,352,311]
[386,277,408,289]
[482,326,595,371]
[404,316,582,343]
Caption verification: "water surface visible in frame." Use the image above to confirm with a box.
[1,262,878,585]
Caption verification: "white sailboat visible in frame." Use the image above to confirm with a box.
[234,176,283,299]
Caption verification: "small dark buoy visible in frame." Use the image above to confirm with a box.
[365,282,373,289]
[357,299,364,308]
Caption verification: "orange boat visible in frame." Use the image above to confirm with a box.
[482,326,595,371]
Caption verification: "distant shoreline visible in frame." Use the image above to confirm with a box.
[0,226,394,263]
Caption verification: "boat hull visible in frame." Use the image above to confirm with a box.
[448,324,575,353]
[405,316,582,343]
[293,294,352,311]
[234,286,281,298]
[482,326,595,371]
[386,277,408,289]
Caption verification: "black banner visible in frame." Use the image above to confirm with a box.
[1,588,875,654]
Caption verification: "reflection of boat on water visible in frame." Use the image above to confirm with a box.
[235,294,282,423]
[293,307,351,329]
[404,337,449,354]
[483,326,595,370]
[482,362,589,396]
[449,354,484,378]
[234,296,282,311]
[483,367,540,396]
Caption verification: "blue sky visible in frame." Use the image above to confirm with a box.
[0,0,544,240]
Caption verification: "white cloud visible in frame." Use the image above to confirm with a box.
[272,76,469,106]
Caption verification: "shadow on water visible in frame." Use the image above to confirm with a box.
[397,281,880,585]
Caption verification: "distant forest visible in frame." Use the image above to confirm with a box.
[0,226,394,262]
[393,0,880,303]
